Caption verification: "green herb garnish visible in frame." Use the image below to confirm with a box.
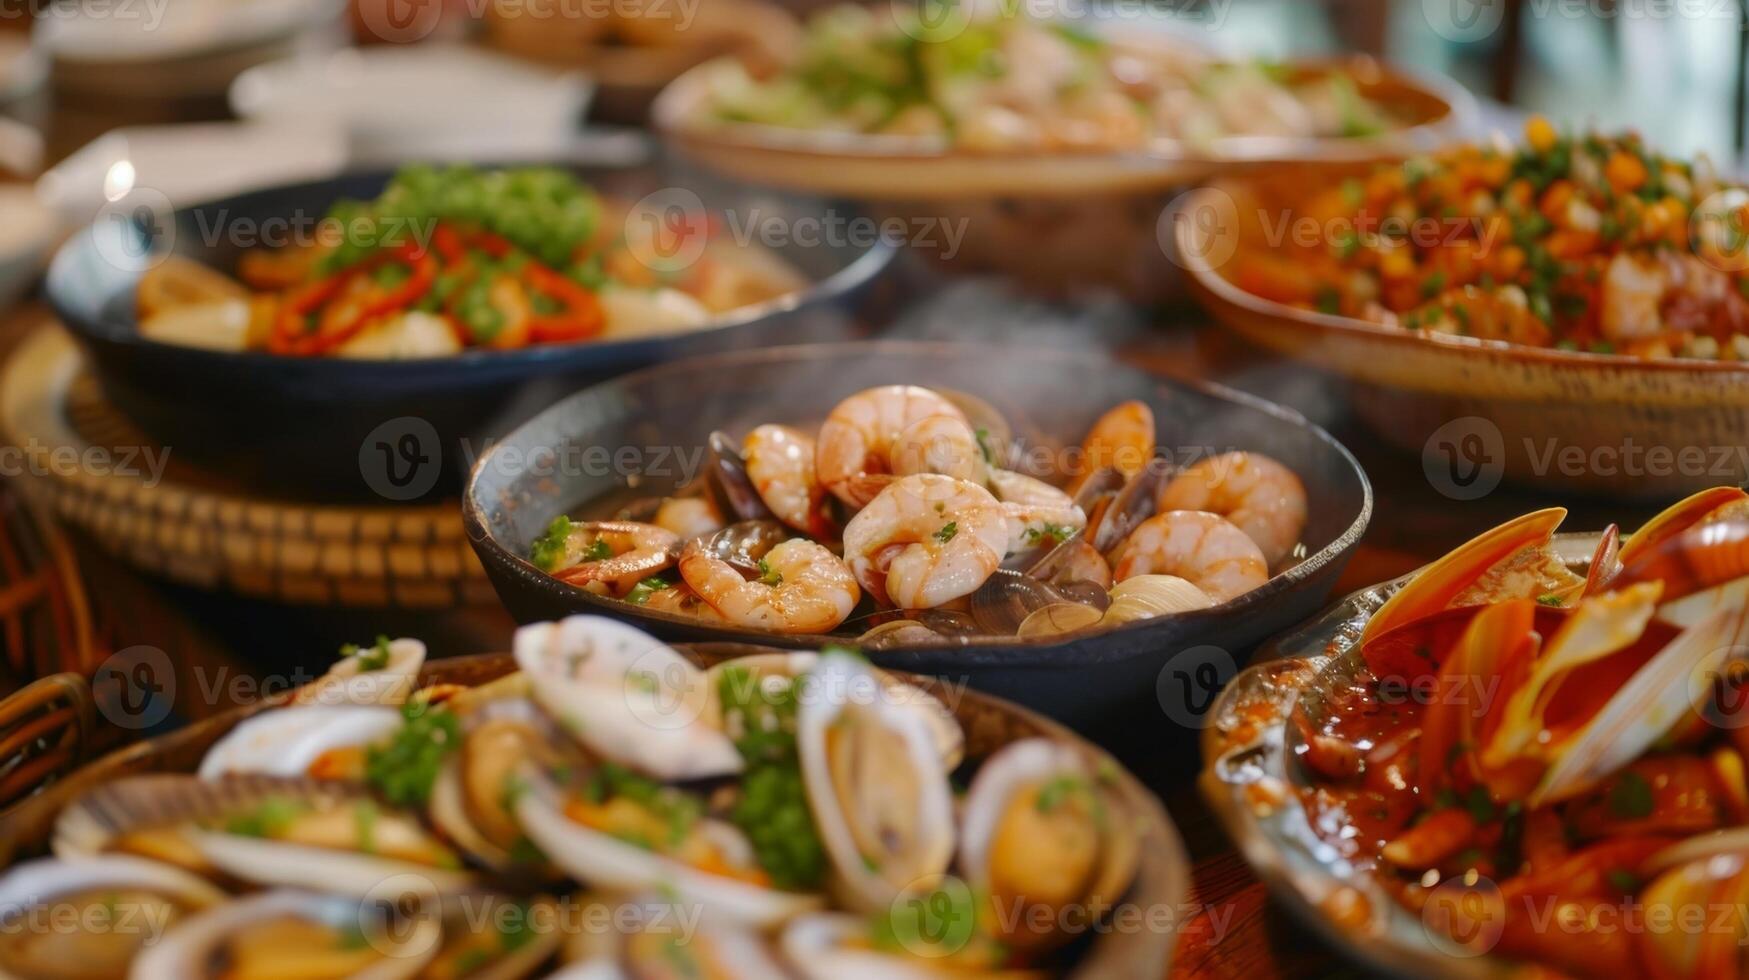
[934,521,959,544]
[340,635,393,671]
[365,702,461,807]
[530,516,575,571]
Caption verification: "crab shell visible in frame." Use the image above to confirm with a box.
[52,774,474,900]
[705,652,965,771]
[196,705,401,781]
[513,617,743,782]
[292,638,427,708]
[797,653,955,914]
[956,738,1141,955]
[510,764,822,929]
[129,889,440,980]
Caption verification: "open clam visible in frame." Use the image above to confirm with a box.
[513,616,742,782]
[197,705,401,781]
[797,653,954,913]
[129,889,440,980]
[0,855,225,980]
[706,652,964,771]
[428,695,580,872]
[510,762,823,928]
[562,894,787,978]
[957,739,1140,955]
[292,638,427,708]
[52,774,473,900]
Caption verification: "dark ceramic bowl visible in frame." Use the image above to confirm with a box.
[45,163,895,503]
[0,647,1190,979]
[462,342,1372,778]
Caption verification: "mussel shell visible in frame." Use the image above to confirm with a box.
[1025,532,1114,593]
[695,520,793,578]
[937,388,1013,470]
[707,431,774,523]
[1071,465,1126,512]
[855,619,942,650]
[912,608,982,637]
[1089,457,1172,555]
[969,569,1085,636]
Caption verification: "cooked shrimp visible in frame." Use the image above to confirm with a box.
[816,385,975,508]
[551,521,681,595]
[743,424,825,534]
[890,414,986,482]
[677,537,859,634]
[1111,511,1269,603]
[1157,452,1307,568]
[988,468,1085,551]
[1068,400,1154,495]
[988,468,1074,508]
[1601,251,1749,346]
[653,496,725,540]
[840,474,1009,608]
[641,582,728,623]
[1002,502,1088,554]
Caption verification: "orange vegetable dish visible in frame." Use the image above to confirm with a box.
[1231,118,1749,360]
[134,165,804,359]
[1296,486,1749,976]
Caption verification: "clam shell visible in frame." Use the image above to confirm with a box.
[511,766,821,929]
[513,617,742,782]
[692,520,792,578]
[706,652,965,771]
[292,638,426,708]
[0,854,225,916]
[129,890,439,980]
[559,895,785,979]
[1100,575,1214,626]
[53,774,473,899]
[197,705,400,781]
[797,654,954,913]
[957,739,1140,954]
[969,569,1090,636]
[1017,602,1104,638]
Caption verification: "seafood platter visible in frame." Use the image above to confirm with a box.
[0,616,1187,978]
[463,342,1370,746]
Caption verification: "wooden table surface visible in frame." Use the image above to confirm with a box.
[0,281,1660,977]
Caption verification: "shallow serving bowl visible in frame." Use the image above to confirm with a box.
[1179,181,1749,500]
[658,54,1472,300]
[0,646,1190,980]
[45,161,894,502]
[462,341,1371,769]
[1199,531,1602,977]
